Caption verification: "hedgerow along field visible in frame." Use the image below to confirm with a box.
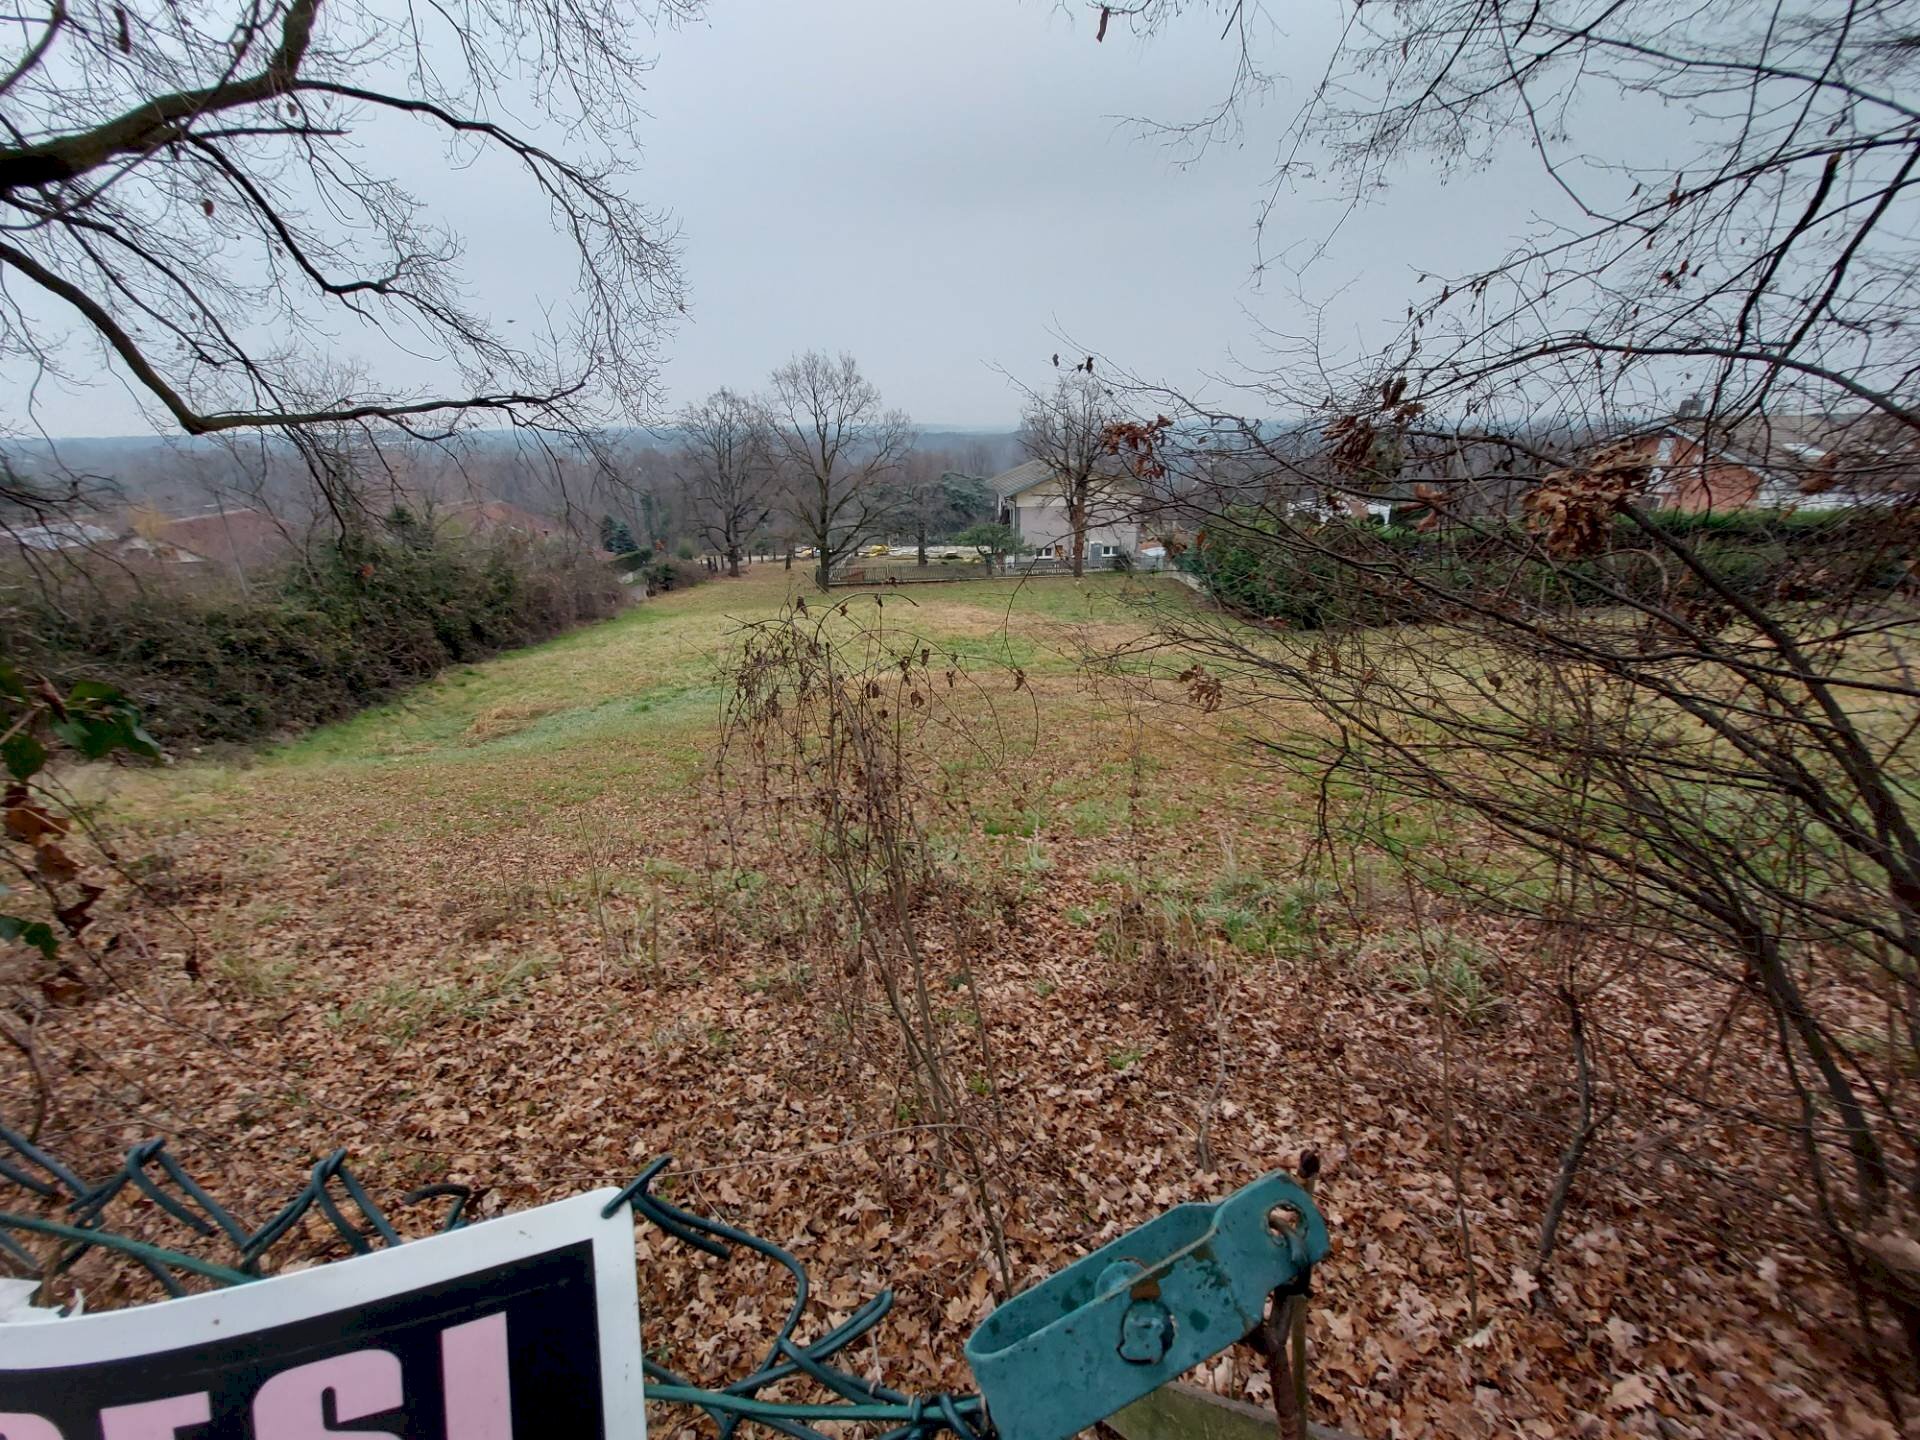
[26,567,1911,1438]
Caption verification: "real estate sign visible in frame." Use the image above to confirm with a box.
[0,1189,645,1440]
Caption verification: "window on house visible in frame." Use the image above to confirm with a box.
[1098,544,1122,558]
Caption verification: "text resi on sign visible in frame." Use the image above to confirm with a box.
[3,1309,511,1439]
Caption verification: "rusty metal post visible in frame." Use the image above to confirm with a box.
[1246,1151,1320,1440]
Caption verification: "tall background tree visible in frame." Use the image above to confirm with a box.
[900,455,992,564]
[677,388,773,577]
[762,352,912,589]
[598,514,638,557]
[0,0,694,526]
[1016,371,1129,576]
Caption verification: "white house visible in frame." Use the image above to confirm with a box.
[4,520,117,552]
[986,459,1142,563]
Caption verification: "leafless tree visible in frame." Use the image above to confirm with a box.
[1133,415,1920,1387]
[1106,0,1917,437]
[677,388,773,577]
[715,597,1022,1292]
[761,352,912,590]
[1093,0,1920,1399]
[0,0,693,471]
[1016,372,1131,576]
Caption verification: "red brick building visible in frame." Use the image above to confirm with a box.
[1630,413,1914,512]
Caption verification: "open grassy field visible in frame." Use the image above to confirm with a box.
[108,567,1212,862]
[12,567,1906,1439]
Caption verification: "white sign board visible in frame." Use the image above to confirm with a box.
[0,1188,645,1439]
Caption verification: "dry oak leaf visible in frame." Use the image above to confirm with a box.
[1606,1374,1656,1412]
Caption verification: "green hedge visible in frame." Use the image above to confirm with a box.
[1,530,625,745]
[1186,508,1911,629]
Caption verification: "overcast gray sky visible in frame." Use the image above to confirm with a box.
[9,0,1583,437]
[636,0,1577,427]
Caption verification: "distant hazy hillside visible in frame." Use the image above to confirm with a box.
[0,427,1025,529]
[3,426,1020,476]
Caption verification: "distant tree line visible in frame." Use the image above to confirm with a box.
[602,350,1008,590]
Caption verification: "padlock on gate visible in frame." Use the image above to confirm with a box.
[964,1170,1329,1440]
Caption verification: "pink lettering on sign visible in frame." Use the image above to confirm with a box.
[100,1394,212,1439]
[3,1309,516,1440]
[253,1349,404,1440]
[440,1312,513,1440]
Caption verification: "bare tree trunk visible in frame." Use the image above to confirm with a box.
[1070,489,1087,577]
[1408,883,1481,1326]
[1748,923,1891,1216]
[813,469,835,590]
[1537,988,1598,1274]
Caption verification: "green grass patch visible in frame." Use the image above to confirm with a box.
[326,950,557,1043]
